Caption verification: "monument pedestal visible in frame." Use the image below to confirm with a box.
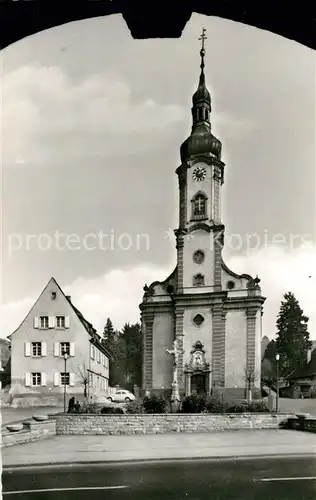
[170,399,181,413]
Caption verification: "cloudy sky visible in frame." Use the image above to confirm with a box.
[1,14,315,340]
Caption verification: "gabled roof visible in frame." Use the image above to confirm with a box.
[7,277,111,358]
[65,296,112,359]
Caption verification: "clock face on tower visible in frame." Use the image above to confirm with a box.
[192,164,206,182]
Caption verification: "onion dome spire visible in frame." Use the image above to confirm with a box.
[180,28,222,162]
[192,27,210,106]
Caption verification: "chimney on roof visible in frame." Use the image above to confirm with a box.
[307,349,312,364]
[66,295,71,302]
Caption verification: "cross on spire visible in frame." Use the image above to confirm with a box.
[199,27,207,51]
[198,28,207,73]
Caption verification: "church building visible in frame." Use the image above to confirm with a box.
[140,31,265,400]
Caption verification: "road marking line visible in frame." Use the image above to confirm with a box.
[255,477,316,482]
[3,485,129,495]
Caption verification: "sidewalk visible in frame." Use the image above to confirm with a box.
[1,407,63,426]
[2,430,316,468]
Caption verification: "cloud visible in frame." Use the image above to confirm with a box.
[2,244,316,341]
[2,64,258,168]
[224,243,316,339]
[213,112,255,142]
[0,265,171,337]
[2,65,186,166]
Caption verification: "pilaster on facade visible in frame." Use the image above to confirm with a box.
[245,309,257,385]
[174,309,185,392]
[142,313,154,391]
[178,167,187,229]
[212,165,222,223]
[213,225,224,291]
[175,229,185,293]
[211,303,226,388]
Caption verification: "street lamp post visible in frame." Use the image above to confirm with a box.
[63,352,69,413]
[275,353,280,412]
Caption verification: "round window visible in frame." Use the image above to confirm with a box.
[193,314,204,326]
[193,250,205,264]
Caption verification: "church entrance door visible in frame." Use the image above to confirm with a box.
[191,373,206,396]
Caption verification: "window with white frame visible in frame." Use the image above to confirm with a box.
[32,342,42,356]
[39,316,49,329]
[60,372,70,386]
[31,373,41,386]
[56,316,66,328]
[60,342,70,356]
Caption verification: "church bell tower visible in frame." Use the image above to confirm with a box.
[175,28,225,295]
[140,29,265,401]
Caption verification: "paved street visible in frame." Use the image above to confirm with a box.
[3,456,316,499]
[262,396,316,416]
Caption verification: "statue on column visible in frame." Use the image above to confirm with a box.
[166,338,184,411]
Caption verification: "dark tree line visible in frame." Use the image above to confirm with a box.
[101,318,142,391]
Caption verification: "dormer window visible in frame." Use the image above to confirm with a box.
[191,193,207,220]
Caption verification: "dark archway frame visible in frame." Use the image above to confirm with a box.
[0,2,315,51]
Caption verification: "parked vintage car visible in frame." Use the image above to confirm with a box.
[106,389,135,403]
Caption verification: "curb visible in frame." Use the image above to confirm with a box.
[3,453,316,471]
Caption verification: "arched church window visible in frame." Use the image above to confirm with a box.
[198,108,203,121]
[193,273,205,287]
[191,193,207,220]
[205,109,209,121]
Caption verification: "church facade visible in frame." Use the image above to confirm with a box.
[140,35,265,400]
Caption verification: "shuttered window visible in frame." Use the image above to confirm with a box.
[31,373,41,386]
[39,316,49,328]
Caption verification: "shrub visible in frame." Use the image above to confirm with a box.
[77,402,99,414]
[125,399,145,414]
[100,406,124,414]
[246,401,270,412]
[143,394,167,414]
[226,400,270,413]
[226,402,248,413]
[204,395,226,413]
[181,394,206,413]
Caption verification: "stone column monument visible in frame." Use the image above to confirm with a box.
[166,338,184,412]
